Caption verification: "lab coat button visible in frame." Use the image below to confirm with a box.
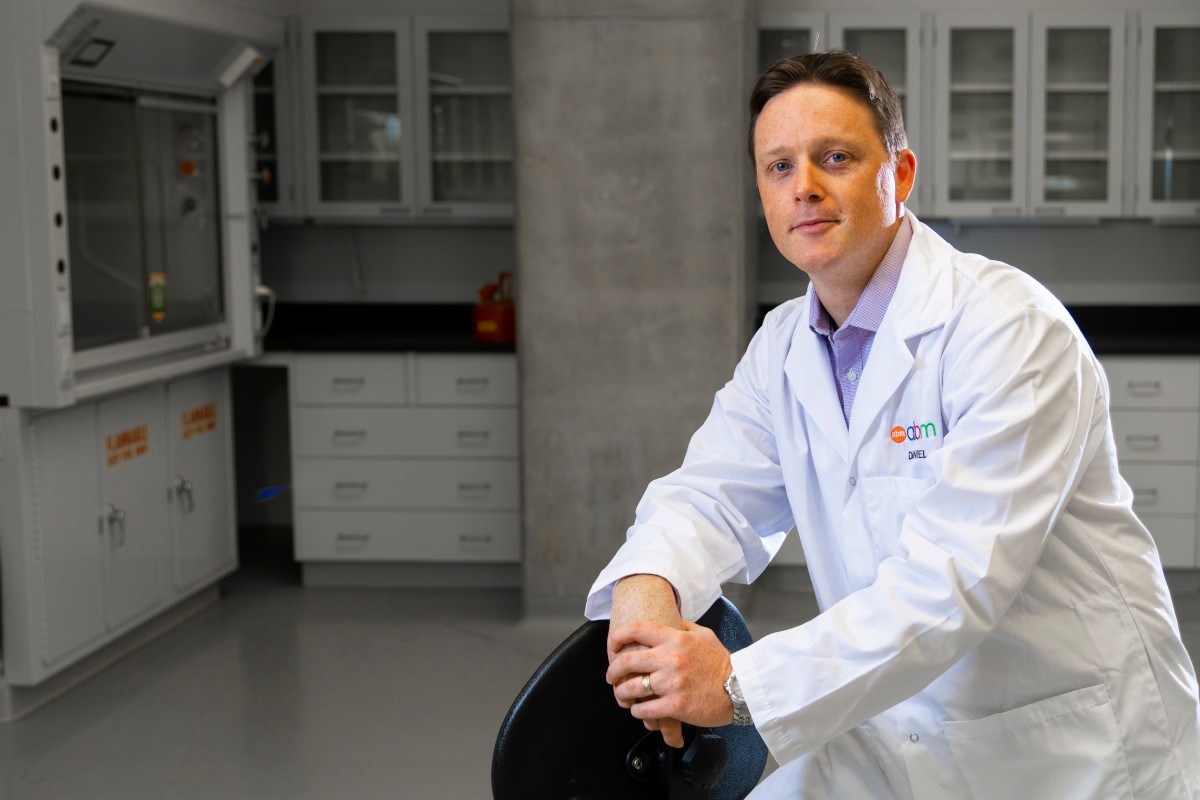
[909,733,919,743]
[849,477,857,486]
[847,370,858,383]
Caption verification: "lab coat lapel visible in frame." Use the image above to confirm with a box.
[847,214,953,457]
[784,292,849,463]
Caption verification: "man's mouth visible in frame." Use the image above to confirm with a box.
[791,218,836,233]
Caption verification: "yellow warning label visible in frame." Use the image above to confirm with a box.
[180,402,218,441]
[106,424,149,467]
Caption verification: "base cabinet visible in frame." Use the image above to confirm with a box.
[1102,356,1200,568]
[288,352,521,570]
[0,368,237,687]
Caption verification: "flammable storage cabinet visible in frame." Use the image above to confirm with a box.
[0,1,281,699]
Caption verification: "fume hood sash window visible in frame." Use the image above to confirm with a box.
[63,82,225,369]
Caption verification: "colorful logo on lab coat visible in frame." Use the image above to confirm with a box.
[891,421,938,443]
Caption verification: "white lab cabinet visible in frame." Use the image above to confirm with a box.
[827,14,925,214]
[414,16,515,219]
[1102,356,1200,568]
[96,386,171,631]
[166,370,237,592]
[1029,13,1127,218]
[301,16,418,218]
[932,13,1129,219]
[1134,12,1200,219]
[932,13,1031,218]
[288,352,521,569]
[293,15,513,221]
[0,369,237,687]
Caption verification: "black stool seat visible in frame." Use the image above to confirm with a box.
[492,597,769,799]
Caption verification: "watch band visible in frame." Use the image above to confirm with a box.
[723,669,754,727]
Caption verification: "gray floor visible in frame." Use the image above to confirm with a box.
[0,550,1197,800]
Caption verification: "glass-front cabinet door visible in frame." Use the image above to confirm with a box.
[828,14,924,213]
[1029,14,1126,218]
[414,17,514,219]
[1136,13,1200,218]
[253,19,306,219]
[301,17,416,218]
[758,13,827,73]
[934,14,1029,217]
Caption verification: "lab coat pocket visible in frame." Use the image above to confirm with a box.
[858,476,932,561]
[944,684,1134,800]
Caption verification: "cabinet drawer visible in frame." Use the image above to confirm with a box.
[1141,516,1198,569]
[416,354,517,406]
[295,510,520,562]
[295,458,519,510]
[293,407,519,458]
[1111,411,1199,463]
[1121,465,1198,515]
[293,355,407,406]
[1101,357,1200,410]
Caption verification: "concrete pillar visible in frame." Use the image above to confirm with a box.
[514,0,758,613]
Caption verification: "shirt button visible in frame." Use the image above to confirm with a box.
[910,733,920,743]
[849,477,857,486]
[847,370,857,383]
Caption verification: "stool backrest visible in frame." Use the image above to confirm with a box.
[492,597,768,799]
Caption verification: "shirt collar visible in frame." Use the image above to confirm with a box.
[808,215,913,337]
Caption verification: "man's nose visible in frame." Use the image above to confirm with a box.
[792,161,823,202]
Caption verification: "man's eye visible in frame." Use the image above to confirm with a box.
[770,162,790,174]
[827,153,848,164]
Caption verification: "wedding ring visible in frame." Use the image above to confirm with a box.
[641,674,654,697]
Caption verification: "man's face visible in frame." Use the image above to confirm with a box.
[753,83,915,280]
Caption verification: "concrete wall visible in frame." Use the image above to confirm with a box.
[513,0,757,612]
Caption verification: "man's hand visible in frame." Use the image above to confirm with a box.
[606,619,736,730]
[609,575,687,746]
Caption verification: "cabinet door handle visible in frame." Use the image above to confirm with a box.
[422,206,453,216]
[334,481,369,492]
[378,206,410,215]
[456,430,491,447]
[172,476,195,512]
[990,206,1022,216]
[104,504,126,546]
[335,532,370,544]
[458,533,493,550]
[1126,380,1162,397]
[1132,487,1159,502]
[1125,434,1161,450]
[331,377,366,389]
[332,429,367,442]
[455,377,490,393]
[1034,205,1065,216]
[458,482,492,497]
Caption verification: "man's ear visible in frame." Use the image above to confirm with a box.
[894,149,917,205]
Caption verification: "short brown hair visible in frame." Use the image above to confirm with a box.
[748,49,908,162]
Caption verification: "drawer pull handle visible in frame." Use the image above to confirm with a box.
[331,377,367,389]
[333,429,367,441]
[459,534,493,550]
[1132,488,1159,502]
[456,377,490,393]
[458,482,492,495]
[1126,380,1162,396]
[335,481,369,492]
[336,533,370,544]
[1125,434,1161,450]
[457,430,491,447]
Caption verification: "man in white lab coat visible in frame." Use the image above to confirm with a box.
[587,50,1200,798]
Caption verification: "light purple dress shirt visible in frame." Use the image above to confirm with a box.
[807,217,913,425]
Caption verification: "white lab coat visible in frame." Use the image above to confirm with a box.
[586,212,1200,799]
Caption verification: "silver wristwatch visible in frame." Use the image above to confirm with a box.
[723,670,754,727]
